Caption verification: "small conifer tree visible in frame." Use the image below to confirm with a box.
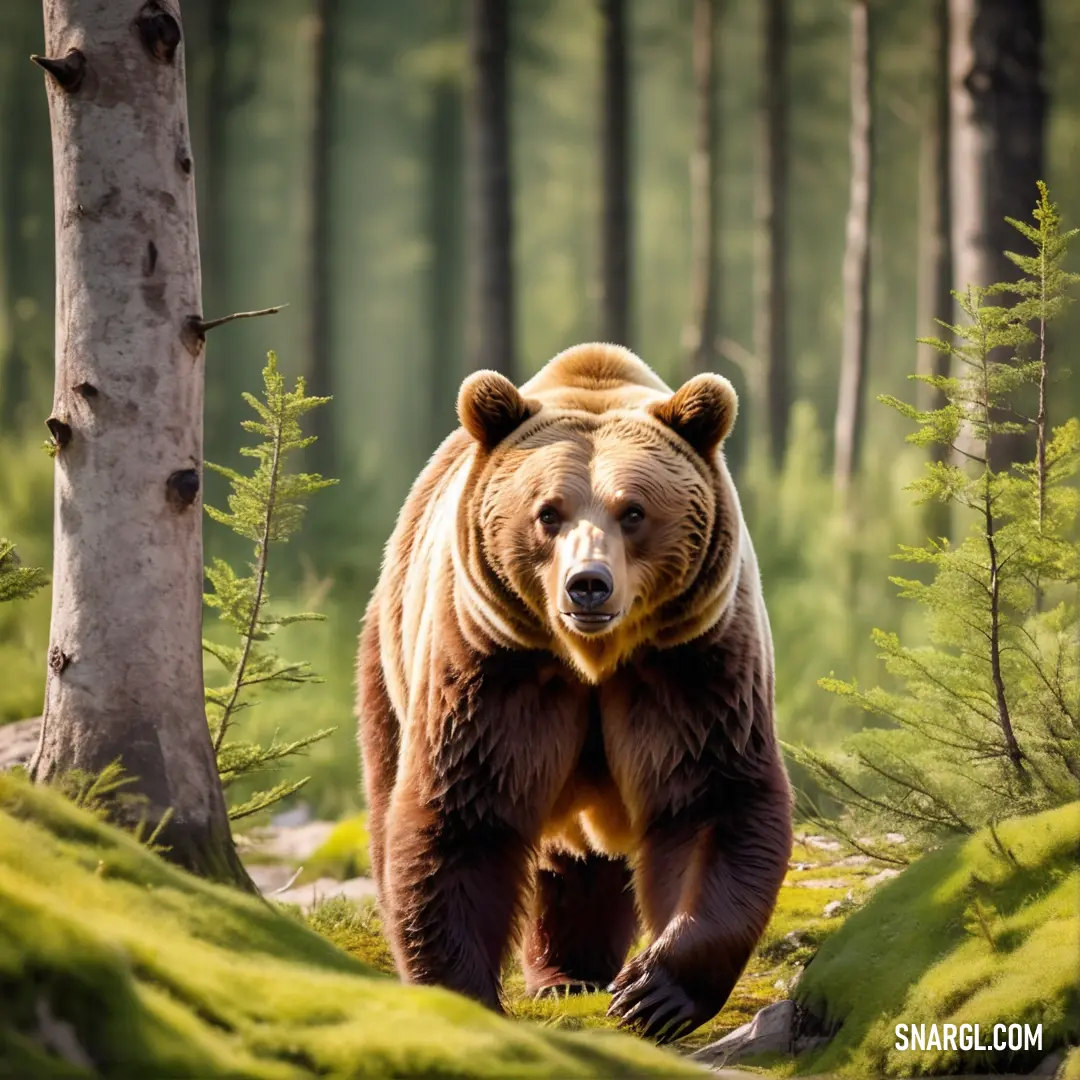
[792,185,1080,859]
[0,540,47,604]
[203,353,338,820]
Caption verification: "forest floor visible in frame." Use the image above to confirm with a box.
[240,809,906,1059]
[241,805,1080,1079]
[2,771,1074,1078]
[0,774,701,1078]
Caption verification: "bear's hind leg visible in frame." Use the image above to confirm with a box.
[522,849,638,996]
[356,608,398,898]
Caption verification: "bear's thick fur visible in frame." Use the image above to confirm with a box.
[357,343,792,1042]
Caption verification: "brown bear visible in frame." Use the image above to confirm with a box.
[356,342,792,1043]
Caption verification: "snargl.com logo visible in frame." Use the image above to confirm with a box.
[894,1023,1043,1053]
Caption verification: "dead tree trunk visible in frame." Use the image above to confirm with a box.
[427,76,466,445]
[309,0,337,475]
[917,0,953,539]
[683,0,719,377]
[754,0,790,470]
[31,0,254,890]
[949,0,1045,470]
[834,0,874,498]
[599,0,631,348]
[466,0,515,380]
[0,5,54,431]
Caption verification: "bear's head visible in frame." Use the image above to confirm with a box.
[455,345,743,683]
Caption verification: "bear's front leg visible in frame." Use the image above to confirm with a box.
[608,766,792,1042]
[381,780,531,1011]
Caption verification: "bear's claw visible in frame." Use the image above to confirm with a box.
[606,956,699,1044]
[532,981,600,1001]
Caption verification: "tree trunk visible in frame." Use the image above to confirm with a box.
[31,0,254,891]
[683,0,719,378]
[309,0,337,475]
[428,77,466,446]
[917,0,953,540]
[466,0,515,380]
[201,0,231,323]
[949,0,1045,470]
[599,0,631,348]
[754,0,790,471]
[834,0,874,498]
[0,5,54,431]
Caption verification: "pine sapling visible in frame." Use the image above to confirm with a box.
[0,540,47,604]
[791,186,1080,857]
[203,352,339,821]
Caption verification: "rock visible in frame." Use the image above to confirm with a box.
[799,835,843,852]
[0,716,42,771]
[823,889,857,918]
[271,802,312,828]
[835,854,871,867]
[272,875,378,910]
[246,863,302,895]
[863,868,902,888]
[1031,1049,1065,1075]
[243,819,336,862]
[794,877,853,889]
[692,1000,795,1066]
[766,930,810,960]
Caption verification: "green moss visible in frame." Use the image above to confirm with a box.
[794,802,1080,1078]
[295,813,371,884]
[303,895,396,975]
[0,775,706,1079]
[1064,1046,1080,1080]
[501,840,865,1055]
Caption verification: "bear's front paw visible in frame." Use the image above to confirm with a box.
[605,948,703,1044]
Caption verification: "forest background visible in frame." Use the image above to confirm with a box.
[1,0,1077,820]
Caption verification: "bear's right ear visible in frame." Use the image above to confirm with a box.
[458,370,539,450]
[648,373,737,459]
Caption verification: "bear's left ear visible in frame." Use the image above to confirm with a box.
[648,373,737,458]
[458,370,540,450]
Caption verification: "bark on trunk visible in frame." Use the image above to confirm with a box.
[834,0,874,497]
[309,0,336,474]
[754,0,790,471]
[466,0,515,380]
[1,7,54,430]
[683,0,719,378]
[599,0,631,348]
[949,0,1045,470]
[31,0,254,891]
[201,0,231,321]
[428,77,466,446]
[917,0,953,541]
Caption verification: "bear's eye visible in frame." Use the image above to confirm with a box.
[621,505,646,529]
[537,505,561,530]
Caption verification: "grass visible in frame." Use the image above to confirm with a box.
[0,435,54,724]
[315,829,873,1054]
[497,833,875,1053]
[1065,1047,1080,1080]
[301,894,396,975]
[0,772,708,1079]
[290,812,1079,1078]
[792,802,1080,1078]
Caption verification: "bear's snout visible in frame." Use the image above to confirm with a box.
[564,563,614,610]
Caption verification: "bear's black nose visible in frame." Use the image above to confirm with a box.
[565,564,614,609]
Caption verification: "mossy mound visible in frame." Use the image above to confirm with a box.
[0,775,703,1079]
[295,813,371,885]
[794,802,1080,1078]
